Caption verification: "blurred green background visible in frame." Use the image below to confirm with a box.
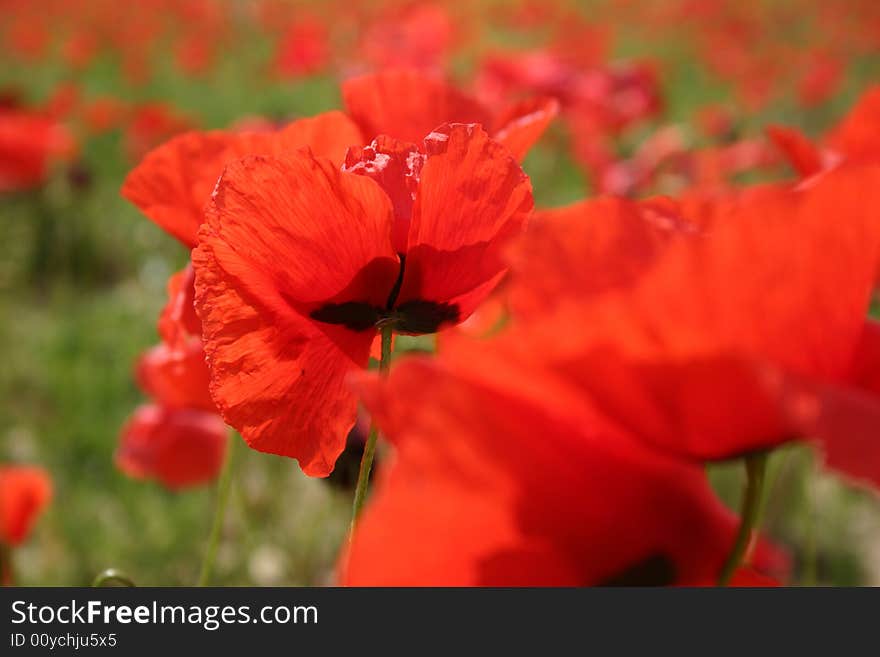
[1,1,879,586]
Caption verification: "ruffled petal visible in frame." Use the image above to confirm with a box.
[396,123,533,326]
[343,135,424,253]
[193,151,399,476]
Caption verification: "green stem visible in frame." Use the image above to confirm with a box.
[349,324,394,534]
[718,452,769,585]
[198,429,238,586]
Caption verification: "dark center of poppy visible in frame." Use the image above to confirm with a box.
[309,254,460,335]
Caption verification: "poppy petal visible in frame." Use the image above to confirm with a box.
[193,152,399,476]
[826,86,880,161]
[396,123,533,325]
[342,69,491,144]
[492,96,559,162]
[576,166,880,382]
[508,164,880,461]
[766,125,825,177]
[809,321,880,488]
[122,129,268,247]
[811,384,880,490]
[158,264,202,345]
[508,196,693,318]
[343,135,425,253]
[343,356,754,586]
[122,112,362,247]
[274,110,364,166]
[136,340,215,412]
[116,405,227,489]
[0,466,52,546]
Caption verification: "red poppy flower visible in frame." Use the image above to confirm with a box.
[122,111,362,247]
[143,264,212,411]
[192,123,532,476]
[342,69,558,161]
[342,345,785,586]
[62,29,98,71]
[503,163,880,488]
[358,3,455,73]
[0,108,76,193]
[116,405,227,490]
[476,52,661,136]
[0,465,52,547]
[273,19,329,78]
[507,195,696,319]
[174,32,216,77]
[797,53,844,109]
[119,263,225,489]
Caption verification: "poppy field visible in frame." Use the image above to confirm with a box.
[2,0,880,587]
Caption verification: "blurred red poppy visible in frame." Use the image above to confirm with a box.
[119,262,225,489]
[504,163,880,488]
[82,96,127,135]
[0,466,52,547]
[0,108,76,193]
[116,405,227,490]
[797,52,844,109]
[192,123,532,476]
[357,3,455,73]
[273,19,329,78]
[342,346,785,586]
[477,52,661,135]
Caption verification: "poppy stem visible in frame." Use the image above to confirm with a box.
[718,452,769,585]
[349,325,394,535]
[197,429,238,586]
